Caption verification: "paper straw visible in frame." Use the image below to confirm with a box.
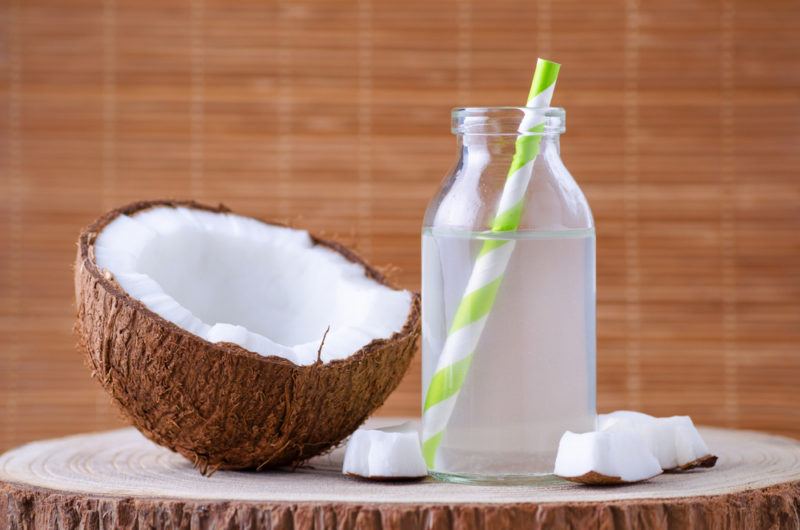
[422,58,561,468]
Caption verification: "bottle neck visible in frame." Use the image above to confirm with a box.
[425,127,591,232]
[457,133,561,159]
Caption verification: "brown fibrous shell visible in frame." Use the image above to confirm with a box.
[667,454,718,472]
[74,200,421,475]
[562,453,718,485]
[559,471,630,486]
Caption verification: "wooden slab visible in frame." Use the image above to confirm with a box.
[1,424,799,529]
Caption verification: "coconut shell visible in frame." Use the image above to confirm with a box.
[668,454,718,472]
[74,199,421,474]
[559,471,629,486]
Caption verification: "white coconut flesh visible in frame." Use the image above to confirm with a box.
[93,206,413,366]
[343,422,428,480]
[554,430,663,484]
[599,410,714,470]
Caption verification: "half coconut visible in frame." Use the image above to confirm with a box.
[75,200,420,474]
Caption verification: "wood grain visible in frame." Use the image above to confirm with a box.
[1,424,799,529]
[1,0,799,452]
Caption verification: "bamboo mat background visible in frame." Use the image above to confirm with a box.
[0,0,799,452]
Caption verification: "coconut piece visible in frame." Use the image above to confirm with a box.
[554,430,663,485]
[74,200,421,473]
[343,422,427,481]
[599,411,717,471]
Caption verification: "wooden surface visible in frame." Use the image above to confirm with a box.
[1,0,800,453]
[1,423,799,529]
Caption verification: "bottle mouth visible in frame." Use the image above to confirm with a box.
[451,106,566,136]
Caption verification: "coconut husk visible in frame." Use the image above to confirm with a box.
[560,471,628,485]
[74,199,421,474]
[667,454,718,472]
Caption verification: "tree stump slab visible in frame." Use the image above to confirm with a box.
[1,423,799,529]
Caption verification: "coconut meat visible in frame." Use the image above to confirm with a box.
[599,411,714,471]
[343,422,428,479]
[93,206,412,365]
[554,430,663,484]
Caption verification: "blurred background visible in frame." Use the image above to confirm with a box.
[1,0,798,453]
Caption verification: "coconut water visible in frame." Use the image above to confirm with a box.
[421,227,596,478]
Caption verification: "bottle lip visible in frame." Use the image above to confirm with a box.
[451,106,566,136]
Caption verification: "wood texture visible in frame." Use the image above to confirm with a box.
[1,0,799,452]
[1,425,800,529]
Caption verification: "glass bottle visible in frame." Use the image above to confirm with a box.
[421,107,596,483]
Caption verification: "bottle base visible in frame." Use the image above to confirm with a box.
[429,470,565,486]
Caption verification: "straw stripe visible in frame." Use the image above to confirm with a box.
[448,277,503,333]
[477,238,510,258]
[508,128,545,175]
[491,199,525,232]
[433,318,486,367]
[423,354,474,410]
[422,395,458,442]
[422,58,560,469]
[421,432,444,466]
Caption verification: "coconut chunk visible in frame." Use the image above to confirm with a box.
[554,430,663,485]
[343,422,428,481]
[93,205,412,365]
[599,411,717,471]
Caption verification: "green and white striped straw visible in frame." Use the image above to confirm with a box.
[422,58,561,468]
